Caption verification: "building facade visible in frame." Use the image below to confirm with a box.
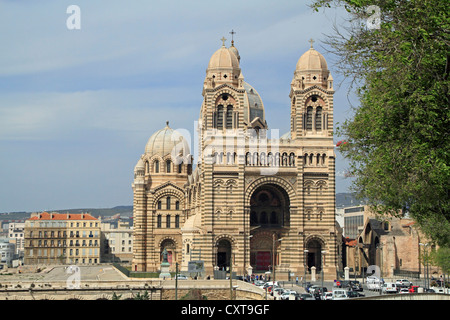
[132,39,338,278]
[8,222,25,257]
[0,239,15,267]
[24,212,100,265]
[100,220,133,263]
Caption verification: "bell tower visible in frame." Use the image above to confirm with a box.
[289,40,338,278]
[289,39,334,140]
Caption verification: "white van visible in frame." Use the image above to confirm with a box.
[381,282,398,294]
[332,289,348,300]
[366,276,382,291]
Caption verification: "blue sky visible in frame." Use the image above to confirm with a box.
[0,0,358,212]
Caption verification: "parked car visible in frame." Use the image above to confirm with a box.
[308,285,328,294]
[396,279,412,288]
[332,289,348,300]
[253,280,265,287]
[409,285,420,293]
[347,290,365,298]
[349,280,363,291]
[399,288,410,294]
[280,290,298,300]
[322,292,333,300]
[271,287,285,298]
[381,282,398,294]
[299,293,315,301]
[366,276,383,291]
[175,274,188,280]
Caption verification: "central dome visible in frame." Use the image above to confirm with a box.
[144,122,189,157]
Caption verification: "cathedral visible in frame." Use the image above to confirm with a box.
[131,37,338,279]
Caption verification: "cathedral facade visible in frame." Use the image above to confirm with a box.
[131,38,338,279]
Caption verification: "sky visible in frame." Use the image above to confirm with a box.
[0,0,359,213]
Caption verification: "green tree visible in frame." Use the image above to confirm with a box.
[310,0,449,246]
[431,247,450,274]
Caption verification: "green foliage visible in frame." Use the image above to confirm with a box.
[431,247,450,274]
[311,0,450,246]
[133,290,150,300]
[112,292,122,300]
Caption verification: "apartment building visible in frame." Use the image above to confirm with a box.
[24,212,100,265]
[100,220,133,263]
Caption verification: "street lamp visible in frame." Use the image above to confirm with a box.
[376,244,383,295]
[321,250,327,295]
[419,243,429,289]
[304,249,309,288]
[272,234,283,290]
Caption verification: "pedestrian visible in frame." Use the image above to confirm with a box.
[296,276,299,285]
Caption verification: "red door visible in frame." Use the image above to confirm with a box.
[256,251,271,271]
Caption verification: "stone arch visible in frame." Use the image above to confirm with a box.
[304,235,327,271]
[212,88,240,109]
[153,187,185,209]
[245,176,295,206]
[299,88,330,110]
[214,234,236,269]
[159,237,178,264]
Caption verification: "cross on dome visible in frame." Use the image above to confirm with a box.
[220,36,227,47]
[309,38,315,49]
[229,29,236,46]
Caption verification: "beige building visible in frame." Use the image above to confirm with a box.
[100,220,133,263]
[24,212,100,265]
[132,38,339,279]
[345,214,441,280]
[8,222,25,257]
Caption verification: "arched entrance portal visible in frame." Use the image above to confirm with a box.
[305,238,324,272]
[216,239,231,270]
[249,184,290,272]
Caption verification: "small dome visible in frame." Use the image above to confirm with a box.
[207,45,240,70]
[280,132,291,140]
[144,121,190,157]
[296,48,328,71]
[134,158,145,171]
[243,82,265,124]
[229,44,240,62]
[181,213,202,232]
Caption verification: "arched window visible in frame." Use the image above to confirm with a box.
[166,215,171,228]
[226,105,233,129]
[157,215,162,228]
[289,153,295,166]
[306,107,313,131]
[154,160,159,173]
[166,160,171,173]
[175,201,180,210]
[166,197,171,210]
[216,105,224,129]
[178,163,182,173]
[157,201,162,210]
[315,107,322,130]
